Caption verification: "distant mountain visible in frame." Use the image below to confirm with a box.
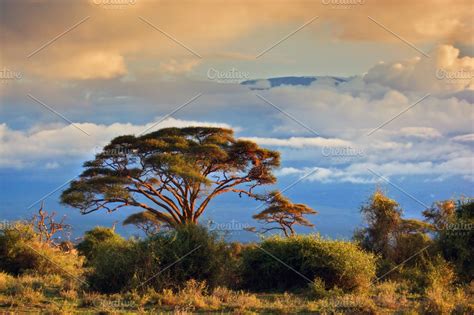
[241,76,348,90]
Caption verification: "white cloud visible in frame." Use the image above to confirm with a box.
[279,157,474,184]
[452,133,474,143]
[364,45,474,93]
[240,136,352,148]
[0,118,233,169]
[398,127,442,139]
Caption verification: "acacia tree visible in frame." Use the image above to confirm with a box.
[252,191,317,237]
[123,211,165,236]
[61,127,280,227]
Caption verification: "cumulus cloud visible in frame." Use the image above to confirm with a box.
[252,77,472,138]
[364,45,474,92]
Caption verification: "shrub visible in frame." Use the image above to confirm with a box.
[419,257,474,314]
[0,223,38,274]
[0,222,83,278]
[240,234,376,292]
[77,226,126,261]
[77,226,137,293]
[436,199,474,282]
[86,224,235,293]
[86,237,139,293]
[138,224,234,290]
[390,255,456,295]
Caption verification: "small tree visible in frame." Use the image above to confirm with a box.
[355,189,402,259]
[252,191,317,237]
[355,189,433,266]
[61,127,280,227]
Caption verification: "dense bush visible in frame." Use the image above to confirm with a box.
[77,226,126,262]
[240,235,376,292]
[436,199,474,282]
[375,232,434,284]
[0,222,83,278]
[83,230,139,293]
[85,224,236,293]
[141,224,235,290]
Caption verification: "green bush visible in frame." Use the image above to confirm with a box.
[240,235,376,292]
[437,199,474,282]
[0,222,83,278]
[77,226,143,293]
[139,224,234,290]
[77,226,139,293]
[86,224,235,293]
[86,237,139,293]
[77,227,126,262]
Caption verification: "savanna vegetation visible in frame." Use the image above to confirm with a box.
[0,127,472,314]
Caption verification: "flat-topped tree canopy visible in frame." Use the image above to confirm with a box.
[253,191,317,237]
[61,127,280,226]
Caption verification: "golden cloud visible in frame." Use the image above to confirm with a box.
[0,0,471,80]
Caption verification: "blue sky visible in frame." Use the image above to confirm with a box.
[0,0,473,240]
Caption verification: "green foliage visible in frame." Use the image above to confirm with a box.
[392,230,433,264]
[253,191,317,237]
[85,224,236,293]
[78,227,143,293]
[393,255,449,294]
[123,211,164,236]
[86,237,139,293]
[240,235,376,292]
[423,199,457,230]
[429,198,474,282]
[139,224,234,290]
[355,189,438,281]
[356,189,402,259]
[77,226,125,262]
[0,222,83,278]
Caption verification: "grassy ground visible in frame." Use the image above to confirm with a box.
[1,273,472,314]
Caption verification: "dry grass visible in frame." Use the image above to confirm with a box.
[0,274,473,314]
